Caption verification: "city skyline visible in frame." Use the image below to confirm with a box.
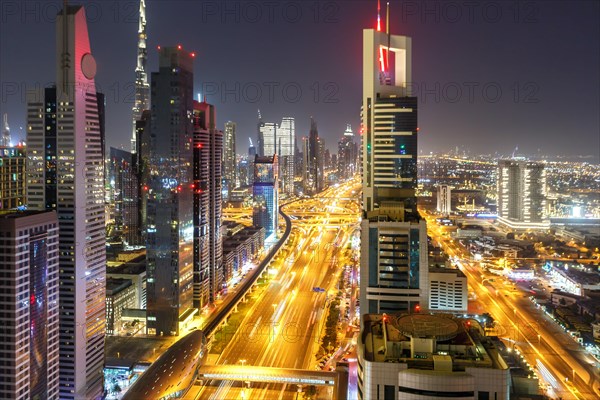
[0,0,598,159]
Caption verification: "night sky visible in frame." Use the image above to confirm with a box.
[1,0,598,159]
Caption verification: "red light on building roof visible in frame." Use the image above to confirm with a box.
[157,45,161,50]
[177,45,182,50]
[416,127,420,131]
[191,52,196,57]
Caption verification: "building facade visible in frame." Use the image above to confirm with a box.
[109,147,141,246]
[253,155,279,237]
[26,6,106,397]
[0,146,26,210]
[497,160,549,229]
[0,211,59,400]
[1,113,11,146]
[146,46,195,336]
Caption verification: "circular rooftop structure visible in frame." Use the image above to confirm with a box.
[392,314,460,341]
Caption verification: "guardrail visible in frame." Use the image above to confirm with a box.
[203,204,292,337]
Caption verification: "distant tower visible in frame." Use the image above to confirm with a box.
[1,113,10,146]
[278,117,295,195]
[131,0,149,153]
[223,121,237,195]
[437,185,452,215]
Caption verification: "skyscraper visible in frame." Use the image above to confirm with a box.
[1,113,10,146]
[193,100,223,307]
[223,121,237,195]
[437,184,452,215]
[278,117,295,195]
[253,155,279,237]
[26,6,106,398]
[0,211,60,400]
[497,159,549,229]
[359,24,428,315]
[130,0,149,154]
[304,117,325,194]
[337,123,358,180]
[146,46,195,336]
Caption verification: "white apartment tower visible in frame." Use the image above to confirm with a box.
[278,117,295,195]
[437,184,452,214]
[497,159,549,229]
[26,5,106,398]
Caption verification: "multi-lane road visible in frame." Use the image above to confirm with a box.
[185,180,360,399]
[423,211,599,400]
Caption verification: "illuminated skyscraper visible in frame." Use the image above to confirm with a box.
[253,155,279,237]
[0,211,59,400]
[223,121,237,195]
[131,0,150,154]
[337,124,358,180]
[1,113,10,146]
[193,100,223,307]
[278,117,295,195]
[497,160,548,229]
[259,121,277,157]
[26,5,106,398]
[146,46,195,336]
[359,20,427,316]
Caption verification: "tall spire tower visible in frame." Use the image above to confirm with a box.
[131,0,149,153]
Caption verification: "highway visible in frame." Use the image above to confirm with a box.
[188,180,361,400]
[423,210,600,400]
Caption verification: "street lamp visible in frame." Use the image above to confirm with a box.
[239,359,246,367]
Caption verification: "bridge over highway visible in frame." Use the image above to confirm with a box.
[196,364,348,400]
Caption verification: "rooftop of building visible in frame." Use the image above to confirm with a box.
[106,278,133,295]
[429,266,466,277]
[106,253,146,275]
[360,313,508,372]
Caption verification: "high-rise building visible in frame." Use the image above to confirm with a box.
[337,124,358,180]
[131,0,149,154]
[278,117,295,195]
[436,184,452,215]
[497,160,549,229]
[1,113,10,146]
[359,18,428,315]
[301,136,310,194]
[26,6,106,397]
[109,147,141,245]
[223,121,237,196]
[0,211,60,400]
[135,110,151,240]
[253,155,279,237]
[193,100,223,307]
[146,46,195,336]
[0,145,26,210]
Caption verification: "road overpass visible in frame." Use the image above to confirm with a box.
[196,364,348,400]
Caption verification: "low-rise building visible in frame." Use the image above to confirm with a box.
[222,225,265,281]
[429,267,468,313]
[358,313,511,400]
[106,278,137,335]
